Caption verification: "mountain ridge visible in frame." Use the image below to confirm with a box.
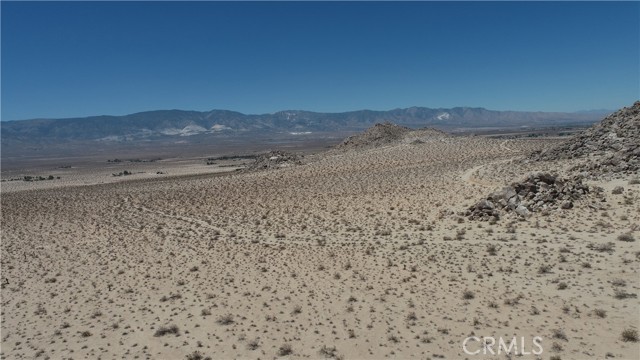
[1,106,608,144]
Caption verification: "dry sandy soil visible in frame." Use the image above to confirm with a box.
[1,135,638,360]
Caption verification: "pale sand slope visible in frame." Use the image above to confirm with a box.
[1,136,638,360]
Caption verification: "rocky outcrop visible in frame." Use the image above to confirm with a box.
[530,101,639,176]
[467,102,637,221]
[466,172,600,221]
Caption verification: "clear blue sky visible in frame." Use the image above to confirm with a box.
[2,1,638,120]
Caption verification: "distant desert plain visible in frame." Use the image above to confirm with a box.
[1,103,639,360]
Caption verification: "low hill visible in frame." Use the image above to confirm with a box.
[336,122,448,149]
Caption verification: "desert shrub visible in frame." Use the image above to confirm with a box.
[462,290,475,300]
[618,233,635,242]
[319,345,338,358]
[34,304,47,316]
[216,314,234,325]
[612,279,627,287]
[247,339,260,350]
[614,289,637,299]
[277,343,293,356]
[590,242,615,252]
[186,351,211,360]
[538,265,552,274]
[552,329,568,341]
[504,294,523,306]
[530,306,540,315]
[622,329,638,342]
[593,309,607,318]
[154,324,179,337]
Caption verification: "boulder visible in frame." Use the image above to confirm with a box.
[560,201,573,209]
[515,205,530,217]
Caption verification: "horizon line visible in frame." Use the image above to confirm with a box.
[2,105,617,123]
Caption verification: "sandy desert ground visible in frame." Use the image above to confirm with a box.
[1,128,639,359]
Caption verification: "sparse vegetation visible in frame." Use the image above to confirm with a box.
[319,345,338,358]
[277,344,293,356]
[552,329,568,341]
[216,314,234,325]
[462,290,475,300]
[621,329,639,342]
[593,309,607,318]
[186,351,212,360]
[3,106,639,359]
[538,264,552,274]
[618,233,635,242]
[154,324,180,337]
[247,339,260,350]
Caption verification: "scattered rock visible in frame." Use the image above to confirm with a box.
[560,200,573,209]
[466,172,597,221]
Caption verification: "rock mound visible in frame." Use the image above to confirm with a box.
[337,122,447,149]
[337,122,411,149]
[243,151,303,172]
[466,172,601,221]
[530,101,639,175]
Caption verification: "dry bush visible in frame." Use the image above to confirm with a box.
[154,324,179,337]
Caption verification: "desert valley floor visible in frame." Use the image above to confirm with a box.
[1,130,639,359]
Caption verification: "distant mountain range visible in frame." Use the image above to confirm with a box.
[1,107,609,144]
